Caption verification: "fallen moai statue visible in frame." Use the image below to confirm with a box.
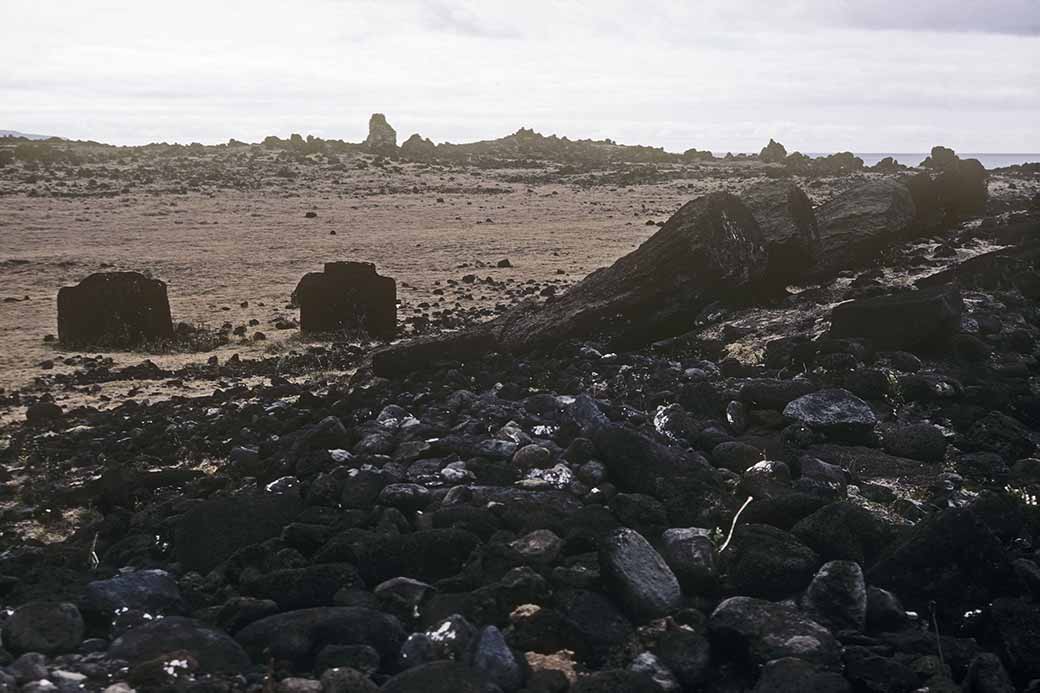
[370,173,986,377]
[811,179,916,277]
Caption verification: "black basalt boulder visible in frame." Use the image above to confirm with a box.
[828,285,962,351]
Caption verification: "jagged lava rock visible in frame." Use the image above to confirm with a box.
[240,563,363,609]
[25,400,62,425]
[908,146,988,230]
[759,138,788,163]
[867,507,1012,622]
[829,285,962,351]
[783,389,877,439]
[721,523,820,599]
[293,261,396,339]
[173,493,304,573]
[881,422,948,462]
[400,133,436,160]
[984,598,1040,685]
[57,271,173,346]
[791,501,895,566]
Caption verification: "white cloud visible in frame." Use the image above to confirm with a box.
[0,0,1037,151]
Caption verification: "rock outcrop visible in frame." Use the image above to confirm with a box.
[57,271,173,347]
[431,126,677,165]
[293,262,396,339]
[759,138,788,163]
[364,113,397,155]
[829,285,963,351]
[873,156,904,172]
[400,133,437,160]
[906,146,988,231]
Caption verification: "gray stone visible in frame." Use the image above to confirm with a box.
[381,661,493,693]
[783,389,877,439]
[709,597,841,669]
[802,560,867,632]
[82,570,183,616]
[599,528,683,621]
[882,423,947,462]
[829,285,962,351]
[628,651,680,691]
[320,667,379,693]
[752,657,852,692]
[470,626,523,692]
[108,616,250,673]
[174,492,303,573]
[2,601,84,654]
[513,444,552,469]
[722,524,819,599]
[9,653,49,684]
[235,607,405,669]
[660,528,717,592]
[711,441,764,473]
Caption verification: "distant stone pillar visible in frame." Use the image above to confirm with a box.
[364,113,398,156]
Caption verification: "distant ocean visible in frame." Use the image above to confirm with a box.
[804,153,1040,170]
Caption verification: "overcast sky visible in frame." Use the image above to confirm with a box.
[2,1,1037,152]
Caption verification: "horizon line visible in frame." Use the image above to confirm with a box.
[3,130,1038,158]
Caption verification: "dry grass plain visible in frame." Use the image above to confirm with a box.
[0,164,695,391]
